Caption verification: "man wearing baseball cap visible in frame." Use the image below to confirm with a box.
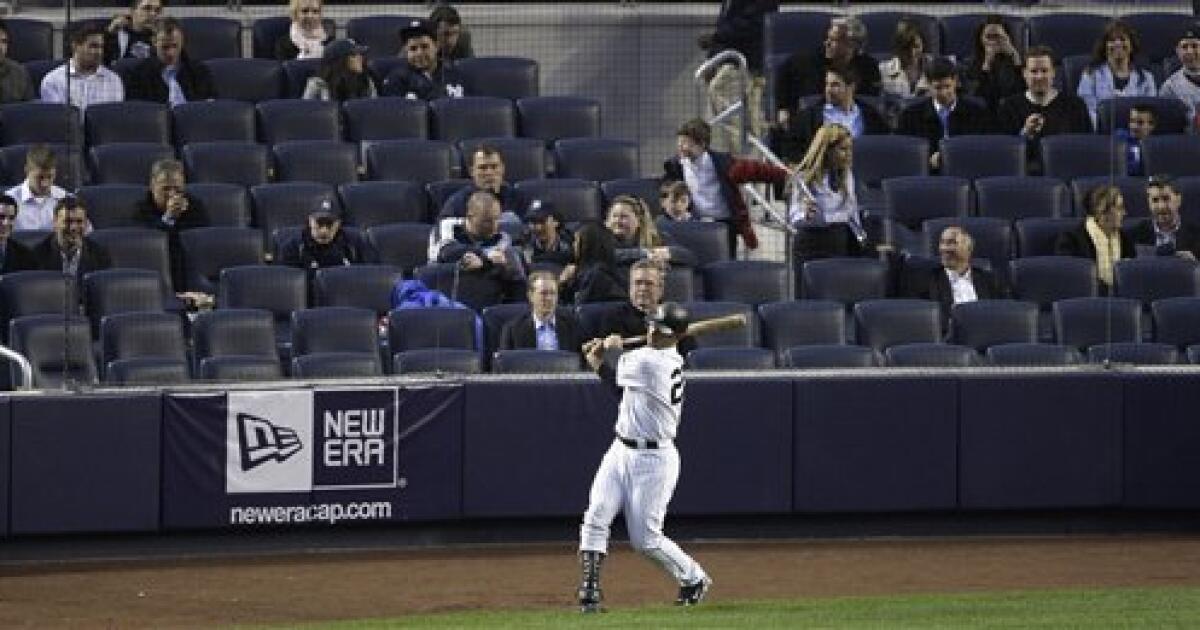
[1160,21,1200,131]
[381,18,466,100]
[523,199,574,267]
[277,200,375,278]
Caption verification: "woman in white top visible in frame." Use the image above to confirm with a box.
[790,123,870,261]
[1077,20,1157,128]
[878,19,932,100]
[275,0,331,61]
[302,38,377,101]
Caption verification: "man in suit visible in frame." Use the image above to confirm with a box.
[777,65,889,162]
[896,57,994,171]
[1130,177,1200,260]
[134,158,209,294]
[0,195,35,274]
[499,270,581,352]
[922,226,998,320]
[32,196,111,285]
[122,17,216,106]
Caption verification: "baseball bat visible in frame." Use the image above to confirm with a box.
[619,313,748,347]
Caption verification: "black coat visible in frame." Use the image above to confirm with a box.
[777,97,890,162]
[706,0,779,73]
[775,49,882,114]
[134,194,210,292]
[31,235,111,284]
[895,97,995,152]
[597,301,697,357]
[925,266,1000,318]
[1126,221,1200,259]
[959,54,1024,113]
[121,53,216,104]
[997,92,1092,171]
[104,27,154,66]
[499,310,583,352]
[1054,224,1135,294]
[381,61,466,101]
[0,239,37,274]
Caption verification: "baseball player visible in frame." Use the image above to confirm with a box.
[576,302,711,613]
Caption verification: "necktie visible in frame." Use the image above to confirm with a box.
[937,106,951,139]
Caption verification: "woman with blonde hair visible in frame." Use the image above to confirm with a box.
[605,195,696,267]
[275,0,332,60]
[790,123,869,261]
[1055,184,1135,295]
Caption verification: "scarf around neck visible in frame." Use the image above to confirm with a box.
[289,22,327,60]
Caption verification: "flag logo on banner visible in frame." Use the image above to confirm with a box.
[237,412,303,471]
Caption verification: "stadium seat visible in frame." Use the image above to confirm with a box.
[854,299,942,352]
[1151,297,1200,349]
[393,348,481,374]
[885,342,979,367]
[106,358,191,385]
[783,344,879,368]
[414,263,510,312]
[513,178,603,224]
[76,184,148,230]
[345,15,418,59]
[1176,177,1200,224]
[940,135,1026,180]
[172,100,257,145]
[257,99,341,144]
[686,347,776,370]
[9,315,97,388]
[1143,136,1200,178]
[975,177,1071,221]
[1127,12,1195,64]
[950,300,1039,352]
[1189,345,1200,364]
[89,143,175,185]
[1113,258,1200,308]
[368,224,436,276]
[88,227,173,291]
[658,220,730,267]
[192,308,279,373]
[6,18,54,63]
[178,16,243,61]
[882,176,971,229]
[313,264,406,316]
[182,142,270,187]
[343,97,429,142]
[985,342,1082,367]
[1014,218,1079,257]
[365,139,454,184]
[702,260,790,305]
[1087,342,1179,365]
[457,56,539,100]
[186,183,252,227]
[429,97,516,143]
[0,102,82,146]
[1096,98,1189,135]
[0,144,85,190]
[100,311,188,375]
[921,217,1013,268]
[553,138,639,182]
[1060,54,1091,95]
[662,266,696,303]
[388,306,477,352]
[251,16,337,59]
[1010,256,1098,310]
[292,352,384,378]
[458,137,546,182]
[366,57,406,85]
[860,11,941,57]
[1041,135,1126,181]
[517,96,602,145]
[1053,296,1142,350]
[679,301,757,348]
[0,270,74,342]
[1028,13,1108,59]
[218,265,308,344]
[492,349,582,374]
[426,179,471,212]
[277,58,319,99]
[83,269,166,336]
[940,14,1027,61]
[764,11,834,67]
[1070,176,1151,219]
[198,355,283,381]
[291,307,382,375]
[273,141,360,187]
[340,181,429,227]
[250,182,338,245]
[602,178,662,217]
[851,135,929,202]
[179,227,264,294]
[84,102,171,146]
[571,301,620,341]
[204,58,285,103]
[800,257,889,305]
[759,299,846,359]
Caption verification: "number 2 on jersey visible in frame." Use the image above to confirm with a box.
[669,367,684,405]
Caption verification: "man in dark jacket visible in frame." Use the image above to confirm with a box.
[896,57,994,171]
[134,158,208,293]
[998,46,1092,173]
[381,19,466,100]
[439,145,527,220]
[122,17,215,105]
[103,0,161,65]
[499,270,581,352]
[522,199,573,267]
[917,226,999,325]
[597,259,695,358]
[435,191,526,302]
[0,195,35,274]
[1130,177,1200,260]
[278,202,375,276]
[780,65,890,162]
[699,0,779,152]
[775,14,882,127]
[32,196,111,285]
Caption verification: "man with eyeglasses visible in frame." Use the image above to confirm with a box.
[0,195,35,274]
[32,197,111,284]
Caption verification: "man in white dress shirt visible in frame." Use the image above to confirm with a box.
[40,22,125,112]
[5,146,68,232]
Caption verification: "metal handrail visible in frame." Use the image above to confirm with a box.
[0,344,34,391]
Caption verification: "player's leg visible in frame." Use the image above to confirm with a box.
[578,442,626,612]
[624,448,710,604]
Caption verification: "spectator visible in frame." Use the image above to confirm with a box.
[0,20,33,103]
[41,22,125,112]
[698,0,778,152]
[561,223,626,306]
[1055,184,1134,295]
[789,123,871,261]
[1077,20,1157,129]
[1131,176,1200,260]
[777,65,889,162]
[104,0,162,65]
[6,146,69,232]
[439,145,527,220]
[606,195,696,268]
[1159,22,1200,130]
[278,200,375,277]
[303,38,377,101]
[429,3,474,63]
[897,57,995,171]
[775,15,881,128]
[959,15,1024,114]
[918,226,999,320]
[32,196,111,285]
[998,46,1092,172]
[435,191,525,300]
[663,118,791,255]
[276,0,331,61]
[878,18,932,100]
[658,179,694,222]
[595,259,696,357]
[522,199,573,267]
[499,270,582,352]
[134,158,208,293]
[122,17,216,105]
[1118,104,1157,176]
[381,19,466,101]
[0,195,36,274]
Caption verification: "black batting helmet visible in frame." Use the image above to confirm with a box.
[646,302,690,336]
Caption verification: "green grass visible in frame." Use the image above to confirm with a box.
[295,586,1200,629]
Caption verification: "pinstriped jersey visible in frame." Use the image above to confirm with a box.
[614,346,685,441]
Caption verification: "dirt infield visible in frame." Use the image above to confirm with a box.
[3,535,1200,628]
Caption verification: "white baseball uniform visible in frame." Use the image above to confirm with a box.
[579,345,707,586]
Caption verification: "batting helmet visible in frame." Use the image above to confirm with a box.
[645,302,690,336]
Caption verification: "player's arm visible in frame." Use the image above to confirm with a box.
[583,335,623,396]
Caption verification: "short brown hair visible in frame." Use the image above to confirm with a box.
[150,157,185,182]
[24,145,57,172]
[676,118,711,148]
[1025,44,1056,65]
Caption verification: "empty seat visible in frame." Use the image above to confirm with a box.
[976,176,1071,221]
[1096,98,1189,136]
[1071,176,1151,219]
[291,307,381,375]
[658,220,729,267]
[345,15,418,59]
[1177,176,1200,224]
[388,306,477,352]
[84,102,171,146]
[1028,13,1108,59]
[686,347,776,370]
[1087,342,1179,365]
[1114,257,1200,307]
[702,260,789,305]
[257,99,341,144]
[183,142,270,187]
[885,342,978,367]
[313,264,405,315]
[553,138,639,182]
[393,348,481,374]
[0,102,82,145]
[986,342,1082,367]
[186,183,252,227]
[178,16,242,61]
[1143,136,1200,178]
[83,268,165,335]
[458,137,546,182]
[9,315,97,389]
[365,139,454,184]
[1010,256,1098,308]
[250,182,338,244]
[517,96,601,144]
[1060,54,1091,95]
[1053,296,1142,350]
[0,144,86,190]
[1151,297,1200,348]
[513,178,602,224]
[1189,345,1200,364]
[106,358,191,385]
[851,135,930,201]
[89,143,175,185]
[343,97,429,142]
[940,135,1026,179]
[1124,13,1195,66]
[430,97,516,143]
[784,344,879,368]
[414,263,509,312]
[854,299,942,352]
[218,265,308,340]
[602,178,662,217]
[882,176,970,229]
[679,301,757,348]
[172,100,257,144]
[1014,218,1079,257]
[100,311,188,375]
[293,352,384,378]
[492,349,581,374]
[179,226,263,294]
[368,224,436,276]
[251,16,336,59]
[6,18,54,63]
[758,299,845,359]
[198,355,283,381]
[76,184,148,230]
[0,270,74,341]
[273,141,359,187]
[921,217,1013,267]
[1041,135,1125,181]
[457,56,539,99]
[662,266,696,303]
[340,181,429,227]
[800,257,889,304]
[88,227,173,290]
[192,308,279,367]
[205,58,285,103]
[950,300,1039,351]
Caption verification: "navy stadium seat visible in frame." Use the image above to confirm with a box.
[800,257,889,304]
[186,183,252,227]
[172,100,257,144]
[492,349,582,374]
[784,344,879,368]
[0,271,75,341]
[1114,258,1200,308]
[662,266,696,303]
[76,184,148,229]
[179,17,243,62]
[250,182,338,245]
[273,141,360,187]
[100,311,188,377]
[292,306,381,362]
[1053,297,1142,350]
[83,268,166,336]
[89,143,175,185]
[940,135,1026,180]
[885,343,979,367]
[854,299,942,352]
[1143,136,1200,178]
[292,353,384,378]
[976,177,1071,221]
[9,315,97,388]
[278,57,318,98]
[1087,342,1179,365]
[388,306,477,352]
[764,11,834,64]
[257,99,341,144]
[22,60,59,97]
[0,102,82,145]
[986,342,1082,367]
[426,179,472,212]
[950,300,1039,351]
[204,58,285,103]
[192,308,279,373]
[1122,13,1194,66]
[182,142,270,187]
[758,299,846,360]
[313,264,405,315]
[658,221,730,267]
[179,227,264,294]
[517,96,601,144]
[1028,13,1109,59]
[106,357,191,385]
[457,56,540,100]
[393,348,481,374]
[429,97,516,143]
[1010,256,1098,309]
[365,139,454,184]
[702,260,790,305]
[198,356,282,381]
[1014,218,1080,258]
[343,97,429,142]
[218,265,308,342]
[882,176,970,229]
[6,19,54,63]
[84,102,171,146]
[88,227,173,290]
[686,347,775,370]
[340,181,429,227]
[368,224,435,276]
[1041,135,1126,181]
[1151,297,1200,349]
[553,138,639,182]
[514,178,603,224]
[458,137,546,182]
[851,135,929,202]
[679,301,757,348]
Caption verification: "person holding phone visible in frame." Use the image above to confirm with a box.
[135,158,209,300]
[104,0,163,64]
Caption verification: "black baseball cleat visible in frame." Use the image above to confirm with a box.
[675,576,712,606]
[578,587,604,613]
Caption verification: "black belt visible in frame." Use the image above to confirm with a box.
[619,436,661,449]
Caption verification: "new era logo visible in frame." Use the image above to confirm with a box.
[237,412,302,471]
